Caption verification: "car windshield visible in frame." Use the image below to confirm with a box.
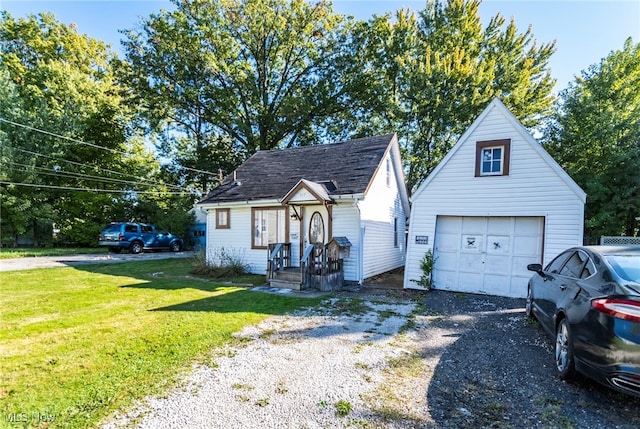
[605,255,640,283]
[102,224,120,233]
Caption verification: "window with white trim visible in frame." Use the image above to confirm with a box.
[252,207,286,248]
[475,139,511,177]
[481,146,503,175]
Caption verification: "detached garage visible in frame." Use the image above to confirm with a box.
[404,98,586,298]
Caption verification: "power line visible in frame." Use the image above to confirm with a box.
[0,181,192,195]
[7,148,186,191]
[4,161,180,191]
[0,117,219,177]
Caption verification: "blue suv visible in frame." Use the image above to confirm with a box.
[98,222,183,254]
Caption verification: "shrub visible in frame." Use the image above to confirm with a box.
[411,249,437,290]
[190,247,249,278]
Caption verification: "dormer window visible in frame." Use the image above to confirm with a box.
[475,139,510,177]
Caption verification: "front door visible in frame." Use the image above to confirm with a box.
[301,205,329,251]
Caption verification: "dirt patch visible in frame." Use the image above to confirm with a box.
[363,267,405,289]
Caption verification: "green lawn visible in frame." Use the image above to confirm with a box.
[0,259,322,428]
[0,247,108,259]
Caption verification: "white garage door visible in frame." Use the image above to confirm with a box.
[433,216,544,298]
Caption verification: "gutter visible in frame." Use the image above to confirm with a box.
[354,197,364,285]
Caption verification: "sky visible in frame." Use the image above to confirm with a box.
[1,0,639,93]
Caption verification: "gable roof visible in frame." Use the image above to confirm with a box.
[199,134,398,205]
[412,98,586,202]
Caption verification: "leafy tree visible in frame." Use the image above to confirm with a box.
[0,66,52,246]
[120,0,367,192]
[349,0,556,191]
[544,38,640,239]
[0,12,134,245]
[0,12,194,246]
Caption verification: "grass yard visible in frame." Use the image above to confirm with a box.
[0,247,107,259]
[0,259,322,428]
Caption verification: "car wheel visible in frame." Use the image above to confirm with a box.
[525,286,534,319]
[170,242,182,252]
[109,247,122,254]
[555,318,576,380]
[129,241,143,254]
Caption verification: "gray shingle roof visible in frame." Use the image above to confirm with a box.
[199,134,396,204]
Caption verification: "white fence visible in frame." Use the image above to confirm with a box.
[600,236,640,245]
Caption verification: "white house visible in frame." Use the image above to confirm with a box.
[404,98,586,298]
[197,134,410,287]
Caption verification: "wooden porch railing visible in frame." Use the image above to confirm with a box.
[267,242,291,280]
[300,243,343,290]
[268,242,345,290]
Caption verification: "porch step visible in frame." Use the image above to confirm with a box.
[273,269,302,282]
[269,269,302,290]
[268,278,302,291]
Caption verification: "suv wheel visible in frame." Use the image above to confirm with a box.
[170,242,182,252]
[129,241,143,254]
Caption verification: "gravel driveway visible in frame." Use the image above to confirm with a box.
[103,288,640,429]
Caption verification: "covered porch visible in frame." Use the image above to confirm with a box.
[266,238,351,291]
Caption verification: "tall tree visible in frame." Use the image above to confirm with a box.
[0,65,52,246]
[349,0,556,191]
[0,12,122,246]
[544,38,640,240]
[0,12,189,246]
[120,0,366,193]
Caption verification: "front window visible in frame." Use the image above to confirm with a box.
[252,207,286,248]
[546,251,572,274]
[216,208,230,229]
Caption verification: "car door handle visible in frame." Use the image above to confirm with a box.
[559,284,568,291]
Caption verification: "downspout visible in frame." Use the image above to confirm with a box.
[354,198,364,285]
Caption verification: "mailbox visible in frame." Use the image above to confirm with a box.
[327,236,352,259]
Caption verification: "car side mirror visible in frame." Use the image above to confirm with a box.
[527,263,552,280]
[527,263,543,273]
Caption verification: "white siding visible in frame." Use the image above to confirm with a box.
[359,149,408,279]
[201,137,410,285]
[205,205,270,275]
[331,204,361,282]
[405,100,585,296]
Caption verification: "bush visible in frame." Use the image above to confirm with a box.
[411,249,437,290]
[190,247,249,278]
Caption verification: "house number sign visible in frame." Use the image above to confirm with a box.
[415,235,429,245]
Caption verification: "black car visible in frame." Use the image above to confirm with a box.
[526,245,640,397]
